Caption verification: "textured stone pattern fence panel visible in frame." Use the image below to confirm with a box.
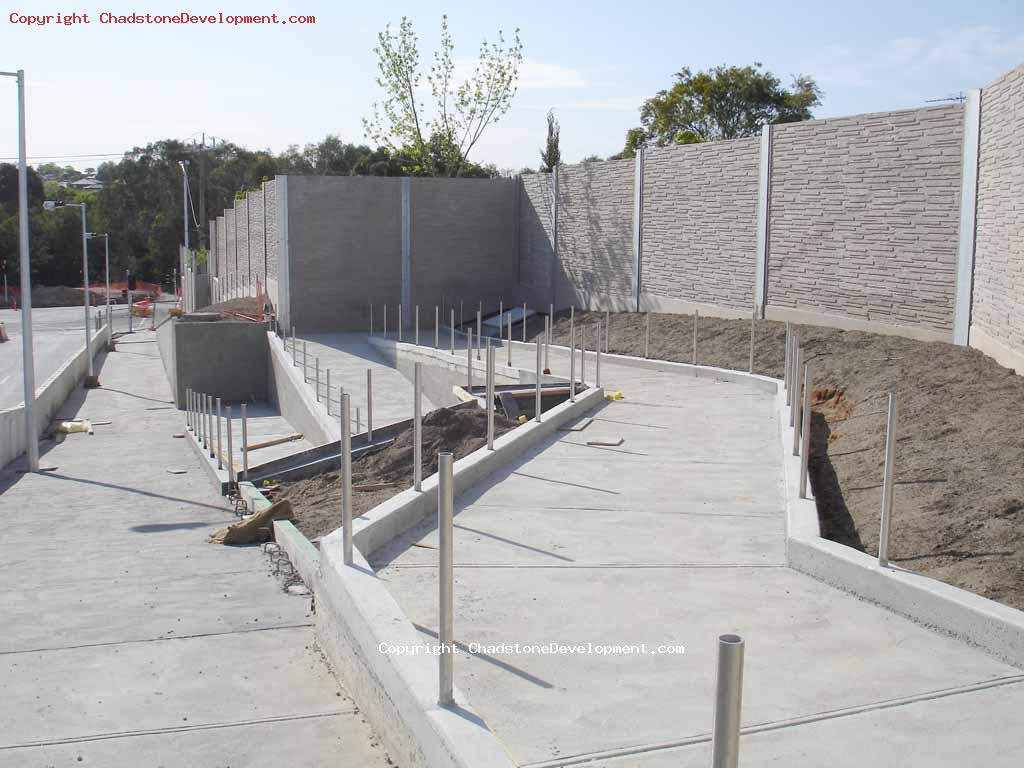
[248,187,266,289]
[767,105,964,332]
[235,197,250,282]
[225,208,236,276]
[264,180,278,308]
[216,215,227,279]
[642,137,759,310]
[519,173,554,306]
[974,64,1024,356]
[555,159,634,306]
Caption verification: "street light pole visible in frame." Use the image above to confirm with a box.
[44,200,96,384]
[1,68,38,470]
[87,233,111,330]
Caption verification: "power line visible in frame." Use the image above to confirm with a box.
[0,151,125,160]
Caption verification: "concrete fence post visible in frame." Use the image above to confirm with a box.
[414,362,423,491]
[226,406,234,488]
[486,342,495,450]
[710,633,745,768]
[241,402,249,480]
[341,393,353,565]
[878,391,897,568]
[799,365,812,499]
[216,397,223,470]
[437,451,455,707]
[367,368,374,442]
[535,334,543,423]
[466,329,474,392]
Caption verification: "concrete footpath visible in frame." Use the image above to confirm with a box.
[0,329,386,766]
[374,342,1024,767]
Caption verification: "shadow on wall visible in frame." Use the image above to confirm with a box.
[555,162,633,311]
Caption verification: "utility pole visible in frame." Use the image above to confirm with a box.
[198,134,207,251]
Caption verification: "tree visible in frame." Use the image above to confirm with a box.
[539,109,561,172]
[621,63,821,156]
[364,15,523,177]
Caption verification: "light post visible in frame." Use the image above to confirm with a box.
[87,233,111,330]
[1,68,38,470]
[43,200,97,385]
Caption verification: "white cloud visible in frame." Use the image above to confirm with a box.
[517,59,588,90]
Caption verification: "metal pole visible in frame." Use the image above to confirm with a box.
[415,305,419,346]
[792,348,804,455]
[692,309,699,366]
[450,309,455,355]
[207,395,215,458]
[476,309,482,359]
[878,391,897,568]
[356,406,361,434]
[569,306,574,355]
[466,329,474,392]
[80,205,93,378]
[315,358,320,402]
[303,340,308,382]
[710,634,745,768]
[784,323,792,399]
[341,393,353,565]
[186,388,192,430]
[535,334,543,422]
[326,369,332,416]
[749,309,756,374]
[384,304,387,339]
[241,403,249,480]
[370,303,373,336]
[216,398,223,469]
[522,303,527,342]
[435,305,439,348]
[544,315,550,370]
[486,342,495,450]
[460,299,463,327]
[789,332,800,426]
[12,70,37,470]
[799,365,812,499]
[507,311,513,367]
[398,303,403,342]
[292,326,297,366]
[569,328,576,403]
[226,406,234,487]
[644,311,650,359]
[596,318,602,388]
[367,368,374,442]
[104,235,111,330]
[605,310,610,352]
[437,451,455,707]
[414,362,423,491]
[580,325,586,385]
[200,394,207,448]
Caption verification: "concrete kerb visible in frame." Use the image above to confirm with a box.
[184,418,231,494]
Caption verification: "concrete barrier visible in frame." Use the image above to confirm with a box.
[267,331,337,446]
[0,321,111,469]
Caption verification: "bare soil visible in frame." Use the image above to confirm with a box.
[277,407,517,541]
[196,296,262,318]
[524,309,1024,610]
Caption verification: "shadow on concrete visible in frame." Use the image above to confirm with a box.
[131,521,216,533]
[412,622,554,690]
[35,471,228,513]
[453,522,576,563]
[808,411,865,551]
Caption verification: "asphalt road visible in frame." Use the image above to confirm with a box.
[0,304,135,410]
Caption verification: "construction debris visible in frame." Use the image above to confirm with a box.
[56,420,93,435]
[209,499,295,545]
[587,436,624,447]
[246,433,304,452]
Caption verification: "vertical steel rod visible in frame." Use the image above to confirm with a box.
[226,406,234,487]
[544,315,550,370]
[435,305,439,349]
[450,309,455,355]
[605,310,610,352]
[384,304,387,339]
[749,309,756,374]
[292,326,297,365]
[437,452,455,707]
[208,395,214,458]
[326,370,332,416]
[341,393,353,564]
[789,332,800,426]
[792,348,804,455]
[476,309,482,359]
[414,363,423,491]
[467,329,474,392]
[692,309,699,365]
[570,306,575,355]
[240,403,249,480]
[315,358,320,402]
[186,388,192,430]
[200,394,206,447]
[356,405,361,434]
[303,341,308,380]
[644,311,650,359]
[366,368,374,441]
[710,634,745,768]
[799,365,812,499]
[784,322,792,399]
[878,391,897,568]
[216,398,223,469]
[569,329,576,403]
[535,334,543,423]
[580,325,586,385]
[596,318,602,388]
[486,342,495,450]
[398,304,403,342]
[415,305,419,346]
[507,312,512,367]
[522,303,527,342]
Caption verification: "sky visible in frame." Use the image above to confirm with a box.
[1,0,1023,172]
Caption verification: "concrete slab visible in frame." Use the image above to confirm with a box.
[0,328,386,763]
[373,345,1024,766]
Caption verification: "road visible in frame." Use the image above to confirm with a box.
[0,303,135,410]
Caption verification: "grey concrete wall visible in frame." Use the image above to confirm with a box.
[249,187,267,292]
[641,138,760,314]
[216,215,227,280]
[971,64,1024,372]
[236,197,250,284]
[264,180,280,313]
[519,172,554,307]
[409,177,517,322]
[767,105,964,336]
[285,176,401,333]
[555,159,634,310]
[171,320,268,406]
[225,208,236,275]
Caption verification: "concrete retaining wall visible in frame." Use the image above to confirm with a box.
[0,321,111,469]
[163,319,269,407]
[266,331,338,445]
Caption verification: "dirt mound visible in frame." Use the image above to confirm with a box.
[196,296,262,319]
[278,407,517,541]
[525,309,1024,610]
[31,285,108,308]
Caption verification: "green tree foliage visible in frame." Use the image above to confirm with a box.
[539,109,561,172]
[364,15,523,177]
[620,63,822,157]
[0,136,422,290]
